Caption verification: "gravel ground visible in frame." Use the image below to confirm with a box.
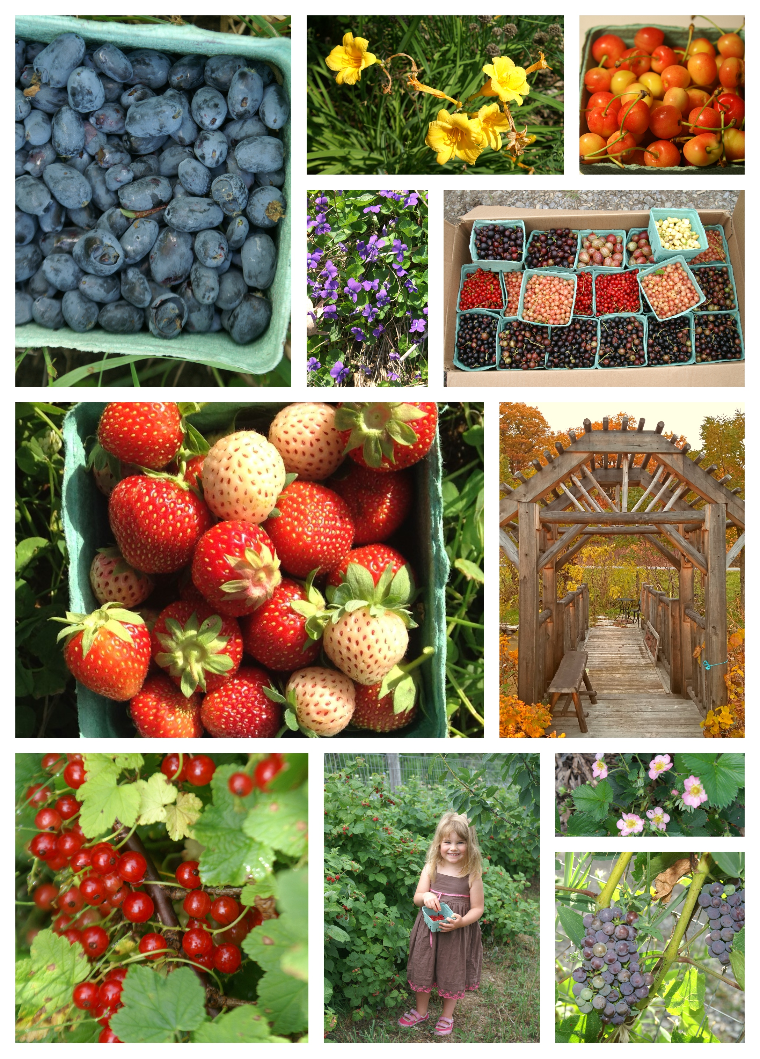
[444,190,740,225]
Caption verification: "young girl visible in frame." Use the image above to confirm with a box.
[398,811,484,1036]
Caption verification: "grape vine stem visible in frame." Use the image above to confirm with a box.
[595,852,632,910]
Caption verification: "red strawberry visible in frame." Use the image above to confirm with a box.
[129,675,203,738]
[329,464,412,543]
[200,667,282,738]
[326,545,414,590]
[182,454,205,487]
[89,547,154,607]
[240,578,323,671]
[151,601,243,696]
[268,403,345,481]
[265,481,354,578]
[109,476,213,574]
[191,520,282,617]
[53,604,151,701]
[334,402,438,472]
[352,681,419,732]
[97,403,184,470]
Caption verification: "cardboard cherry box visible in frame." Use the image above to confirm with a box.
[61,402,448,739]
[444,198,744,388]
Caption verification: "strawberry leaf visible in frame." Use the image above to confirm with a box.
[345,562,375,602]
[263,685,288,705]
[283,706,299,730]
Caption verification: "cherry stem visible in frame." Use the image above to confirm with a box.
[697,16,726,35]
[614,51,648,67]
[603,89,645,117]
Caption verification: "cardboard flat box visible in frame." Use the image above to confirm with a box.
[444,198,744,388]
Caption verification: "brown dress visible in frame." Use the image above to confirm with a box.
[406,871,482,999]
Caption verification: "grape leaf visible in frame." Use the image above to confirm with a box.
[565,812,605,837]
[711,851,744,877]
[15,929,89,1018]
[164,791,203,842]
[256,968,308,1034]
[663,963,703,1017]
[109,966,206,1043]
[557,905,586,948]
[136,772,177,826]
[192,796,274,885]
[243,789,307,858]
[570,780,613,822]
[555,1014,581,1043]
[192,1005,287,1043]
[77,759,142,838]
[675,753,744,809]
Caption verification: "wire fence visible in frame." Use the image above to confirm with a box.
[323,753,503,789]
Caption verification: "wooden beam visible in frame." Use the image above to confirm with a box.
[726,532,745,567]
[567,432,678,453]
[570,474,604,512]
[583,465,618,510]
[684,607,705,630]
[646,472,677,512]
[539,510,706,525]
[517,503,540,705]
[656,451,745,530]
[705,503,728,710]
[499,451,589,524]
[630,464,665,511]
[499,528,518,568]
[556,536,588,570]
[680,553,695,695]
[558,481,588,512]
[660,525,709,575]
[538,525,586,571]
[647,536,681,570]
[621,457,629,511]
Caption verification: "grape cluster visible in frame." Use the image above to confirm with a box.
[698,882,744,965]
[473,223,523,262]
[456,312,497,368]
[15,32,288,343]
[570,907,653,1025]
[526,228,577,269]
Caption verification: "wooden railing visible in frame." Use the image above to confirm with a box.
[641,583,707,716]
[539,584,589,696]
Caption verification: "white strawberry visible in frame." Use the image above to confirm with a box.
[268,403,345,481]
[201,430,286,523]
[284,666,356,737]
[89,547,154,607]
[319,562,416,686]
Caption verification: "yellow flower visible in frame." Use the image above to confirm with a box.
[325,32,377,86]
[482,55,530,105]
[477,102,511,151]
[425,110,485,166]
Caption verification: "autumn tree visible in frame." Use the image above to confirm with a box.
[499,403,554,482]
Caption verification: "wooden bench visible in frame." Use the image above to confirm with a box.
[547,651,597,734]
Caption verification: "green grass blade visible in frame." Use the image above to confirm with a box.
[51,354,150,387]
[236,14,278,38]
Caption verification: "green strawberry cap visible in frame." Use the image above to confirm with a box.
[333,402,427,469]
[155,612,235,698]
[51,602,145,657]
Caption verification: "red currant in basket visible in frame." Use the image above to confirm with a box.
[175,860,202,889]
[122,891,154,924]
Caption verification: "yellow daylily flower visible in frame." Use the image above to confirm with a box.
[425,110,486,165]
[325,32,378,86]
[477,102,512,151]
[482,55,530,105]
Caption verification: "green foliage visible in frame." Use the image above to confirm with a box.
[307,15,564,175]
[440,404,485,737]
[559,753,744,838]
[324,763,538,1017]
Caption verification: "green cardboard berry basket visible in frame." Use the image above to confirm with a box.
[517,269,577,327]
[457,265,506,314]
[579,23,745,176]
[15,15,291,375]
[577,229,628,272]
[693,309,745,365]
[645,313,696,367]
[61,402,448,738]
[691,263,738,313]
[453,309,500,371]
[468,220,526,271]
[636,255,706,321]
[496,316,548,371]
[597,314,648,369]
[524,230,579,272]
[691,225,731,266]
[648,208,708,264]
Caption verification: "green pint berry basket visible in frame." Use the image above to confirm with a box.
[15,15,291,375]
[453,309,500,371]
[469,220,526,271]
[636,256,706,322]
[61,401,448,738]
[422,902,455,931]
[648,208,708,264]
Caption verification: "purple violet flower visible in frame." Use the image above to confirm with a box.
[363,204,380,214]
[344,277,363,303]
[307,357,321,372]
[330,361,350,384]
[350,326,366,342]
[410,318,426,333]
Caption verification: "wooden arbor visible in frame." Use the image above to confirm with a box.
[500,417,745,718]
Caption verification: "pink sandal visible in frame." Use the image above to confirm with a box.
[435,1016,454,1036]
[398,1009,429,1027]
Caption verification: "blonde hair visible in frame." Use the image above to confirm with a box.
[424,811,482,880]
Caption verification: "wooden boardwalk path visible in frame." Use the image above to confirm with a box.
[549,619,705,738]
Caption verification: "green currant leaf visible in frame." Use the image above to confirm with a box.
[242,789,308,858]
[15,929,89,1019]
[135,772,177,826]
[192,1005,287,1043]
[110,966,206,1043]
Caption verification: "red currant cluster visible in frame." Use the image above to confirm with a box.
[458,269,502,311]
[574,271,594,316]
[227,753,285,797]
[172,865,262,974]
[594,270,641,315]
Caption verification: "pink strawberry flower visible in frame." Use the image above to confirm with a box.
[648,754,672,780]
[592,756,608,779]
[646,807,670,831]
[616,813,644,837]
[682,776,708,808]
